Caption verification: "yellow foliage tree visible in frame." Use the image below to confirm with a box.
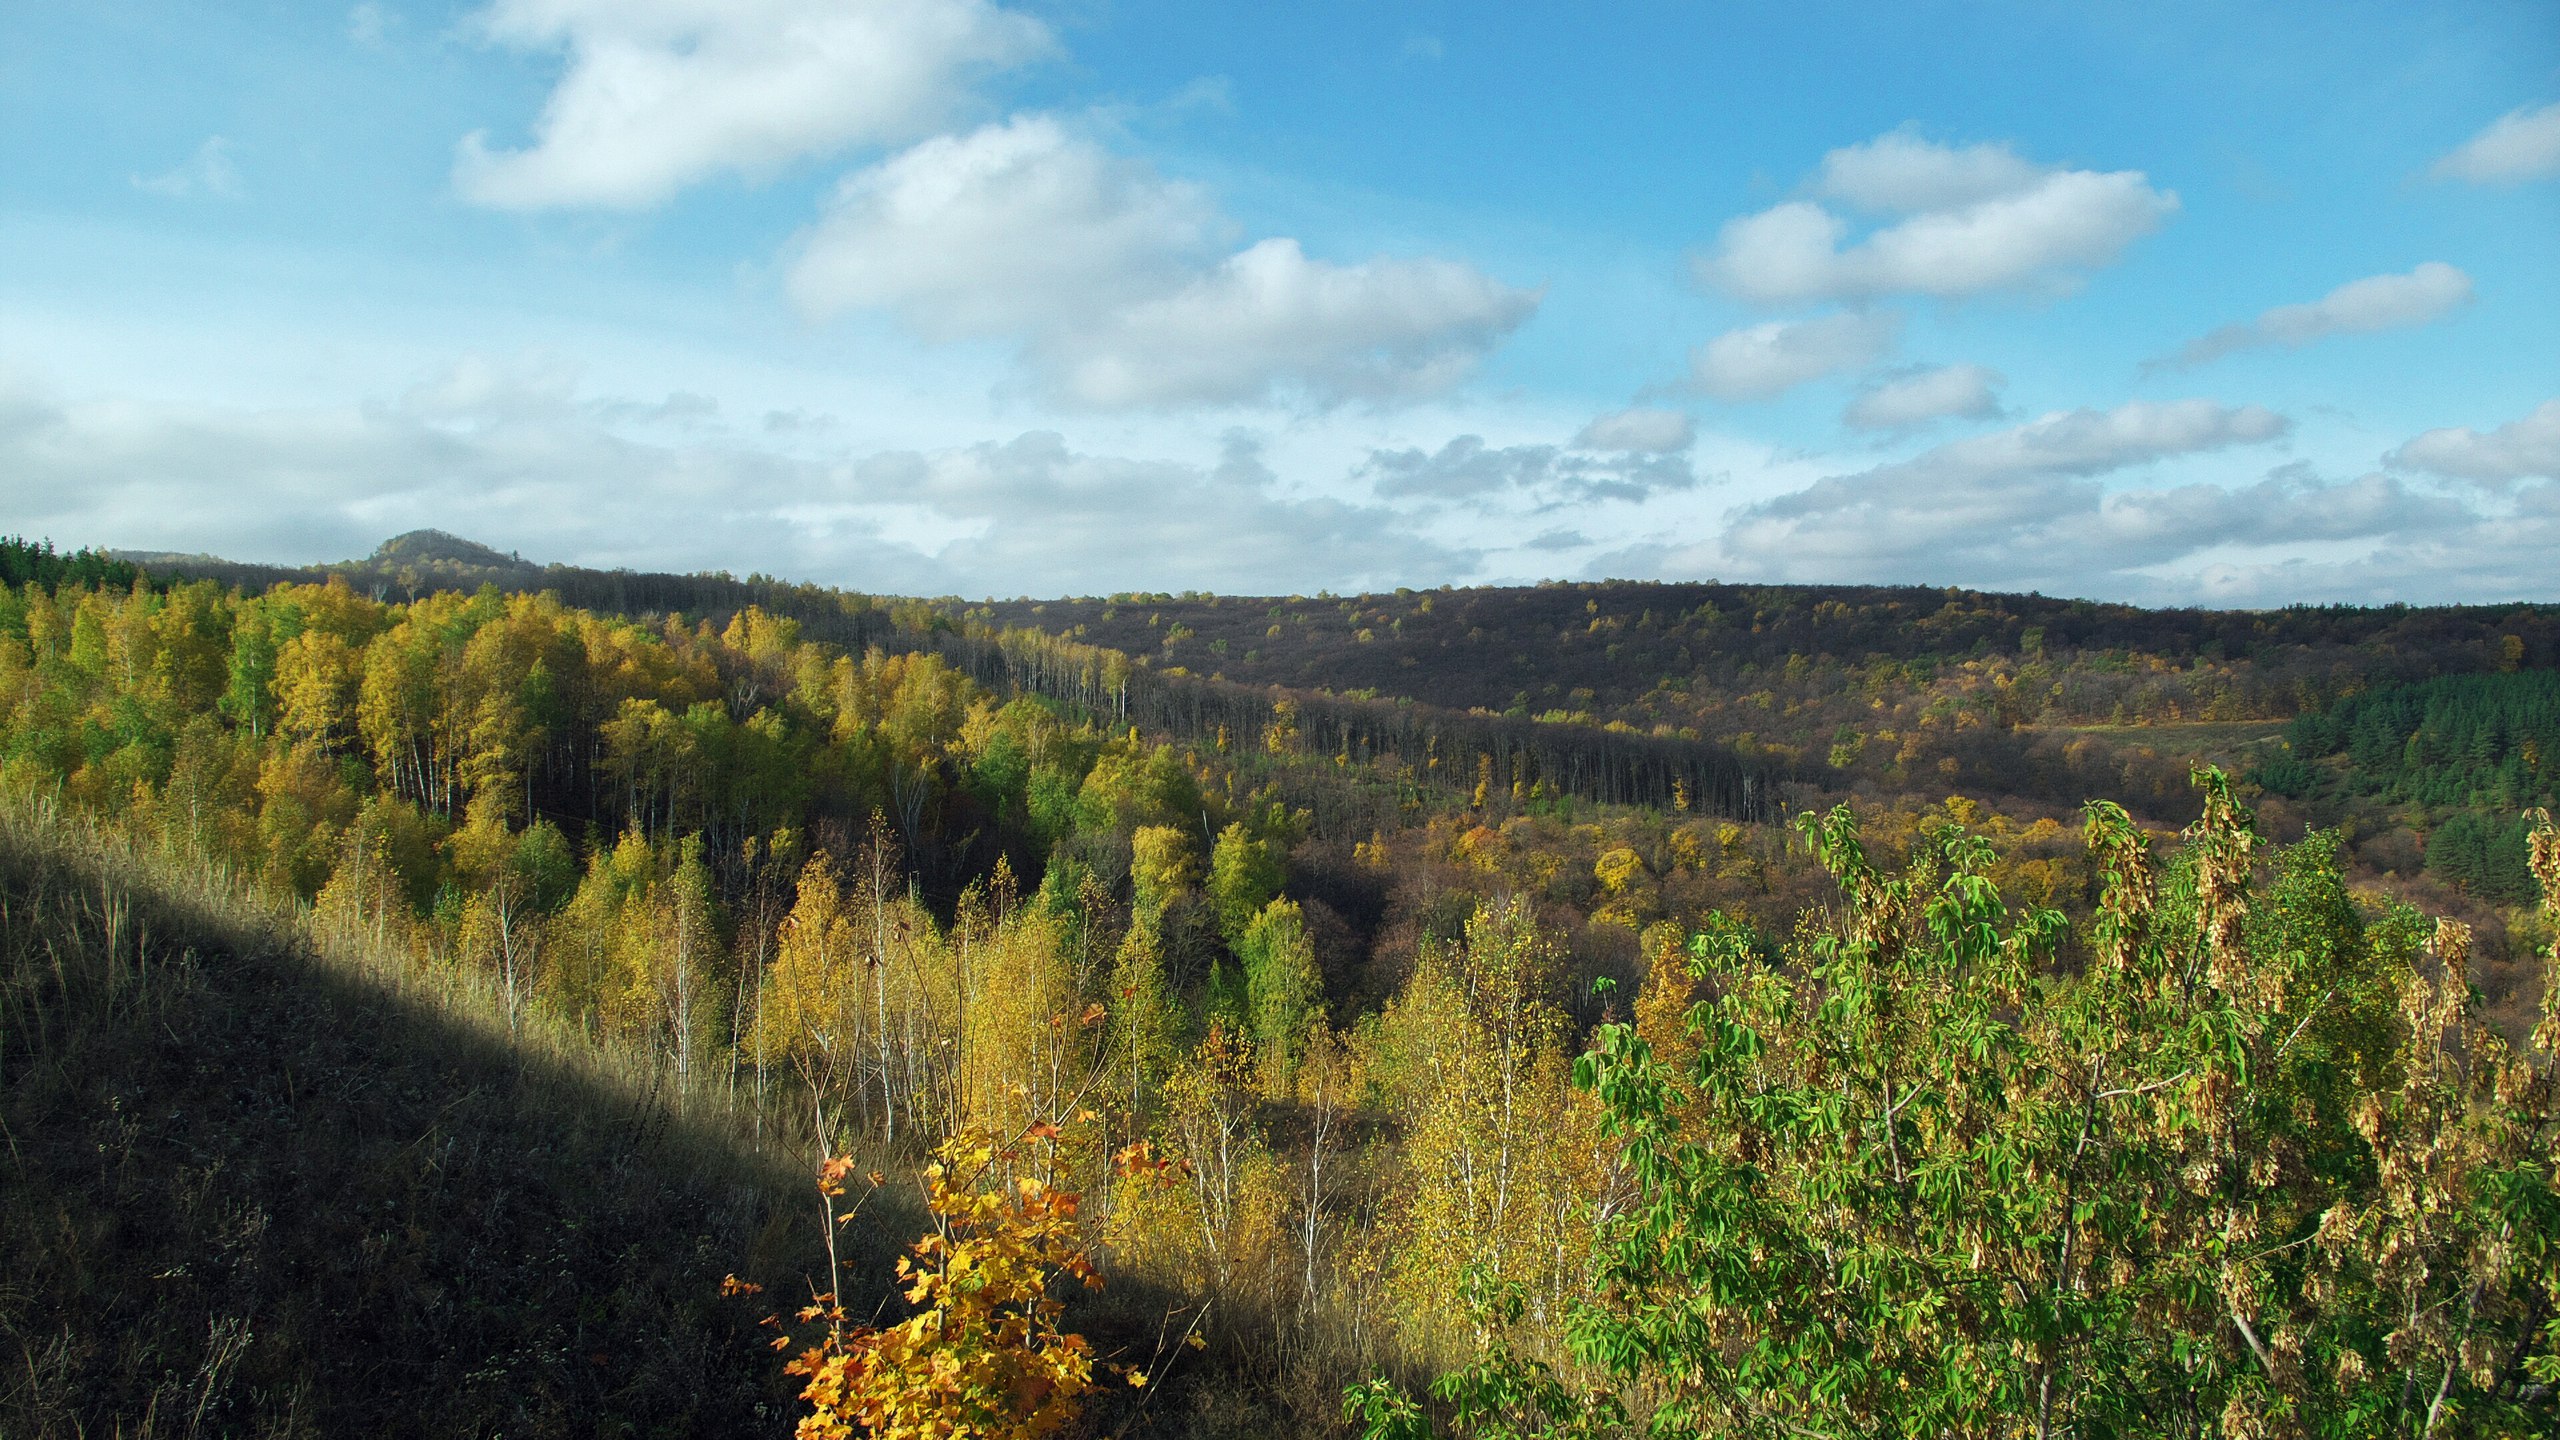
[755,853,869,1109]
[1373,898,1604,1358]
[771,1126,1105,1440]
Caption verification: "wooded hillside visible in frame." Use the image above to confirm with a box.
[4,532,2550,1437]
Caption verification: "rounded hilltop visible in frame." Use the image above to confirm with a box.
[364,529,532,571]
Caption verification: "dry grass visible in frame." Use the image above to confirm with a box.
[0,788,854,1437]
[0,790,1363,1438]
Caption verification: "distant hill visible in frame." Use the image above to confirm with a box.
[365,527,538,572]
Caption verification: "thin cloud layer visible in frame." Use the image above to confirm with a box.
[2388,398,2560,486]
[1712,398,2292,582]
[454,0,1051,209]
[2432,100,2560,185]
[2173,481,2560,606]
[1361,435,1698,506]
[1696,133,2177,305]
[850,430,1473,592]
[132,137,244,200]
[1605,454,2501,604]
[0,364,1465,596]
[2160,262,2473,369]
[1843,363,2004,431]
[789,120,1538,407]
[1572,407,1695,454]
[1691,310,1900,401]
[8,357,2552,608]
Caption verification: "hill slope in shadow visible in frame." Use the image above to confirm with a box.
[0,811,824,1439]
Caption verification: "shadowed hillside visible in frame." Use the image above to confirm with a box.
[0,796,1318,1439]
[0,800,828,1438]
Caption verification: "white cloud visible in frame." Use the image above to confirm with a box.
[1572,407,1694,453]
[2161,262,2473,369]
[2432,101,2560,185]
[2387,398,2560,486]
[131,137,243,201]
[1049,239,1538,408]
[1696,133,2177,305]
[1843,363,2003,431]
[1812,131,2044,213]
[789,120,1538,408]
[453,0,1052,210]
[1691,310,1900,401]
[786,116,1221,340]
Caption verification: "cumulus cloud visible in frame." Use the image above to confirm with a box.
[453,0,1051,210]
[1843,363,2004,431]
[132,137,243,200]
[786,115,1221,340]
[1049,240,1538,408]
[1812,132,2045,213]
[1572,407,1694,453]
[0,363,1468,596]
[2159,262,2473,369]
[1361,434,1698,506]
[2432,101,2560,185]
[2388,398,2560,486]
[1696,132,2177,305]
[789,120,1538,407]
[1690,310,1900,401]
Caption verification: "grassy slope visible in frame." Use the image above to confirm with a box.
[0,799,1318,1440]
[0,801,826,1439]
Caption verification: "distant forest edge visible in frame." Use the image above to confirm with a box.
[87,532,1786,823]
[85,528,2560,825]
[82,527,2560,986]
[36,526,2560,906]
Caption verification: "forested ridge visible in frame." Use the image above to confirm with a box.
[979,580,2559,755]
[6,531,2557,1437]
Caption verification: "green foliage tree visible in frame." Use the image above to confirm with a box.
[1209,821,1284,944]
[1130,823,1199,927]
[1238,897,1322,1081]
[1356,774,2560,1438]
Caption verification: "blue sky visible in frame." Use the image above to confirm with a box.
[3,0,2555,603]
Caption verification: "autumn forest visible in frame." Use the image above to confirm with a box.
[3,530,2557,1439]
